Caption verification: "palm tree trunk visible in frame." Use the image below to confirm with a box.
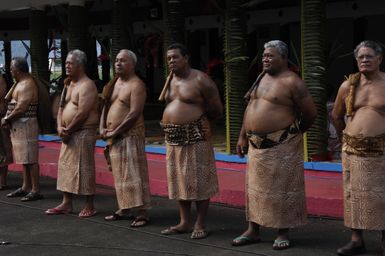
[101,38,111,85]
[301,0,328,159]
[87,37,99,81]
[30,9,49,83]
[61,39,68,76]
[3,41,12,86]
[162,0,185,47]
[162,0,185,74]
[223,0,249,153]
[111,0,131,63]
[68,4,87,52]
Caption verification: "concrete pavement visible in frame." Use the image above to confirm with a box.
[0,173,383,256]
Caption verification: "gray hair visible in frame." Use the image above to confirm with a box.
[118,49,137,66]
[264,40,288,58]
[11,57,29,73]
[354,40,383,58]
[67,49,87,67]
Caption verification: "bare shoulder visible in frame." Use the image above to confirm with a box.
[281,71,307,97]
[194,69,215,88]
[130,77,146,92]
[119,77,146,96]
[16,77,35,91]
[80,78,97,93]
[337,79,350,96]
[380,71,385,81]
[282,70,304,87]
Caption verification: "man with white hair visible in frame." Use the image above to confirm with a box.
[100,49,151,227]
[45,49,100,218]
[333,40,385,256]
[232,40,316,250]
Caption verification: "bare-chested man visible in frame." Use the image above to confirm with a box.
[333,40,385,256]
[1,57,42,201]
[45,49,99,218]
[0,74,12,190]
[160,43,223,239]
[232,40,316,250]
[100,49,151,227]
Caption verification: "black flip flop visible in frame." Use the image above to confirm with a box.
[130,217,149,227]
[104,213,133,221]
[20,192,43,202]
[161,227,191,235]
[7,188,28,198]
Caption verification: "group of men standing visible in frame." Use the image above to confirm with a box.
[1,39,385,255]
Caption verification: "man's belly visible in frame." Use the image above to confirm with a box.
[244,109,295,133]
[162,101,204,124]
[106,104,129,130]
[345,109,385,136]
[61,106,77,127]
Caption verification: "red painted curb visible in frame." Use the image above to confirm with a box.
[9,141,343,218]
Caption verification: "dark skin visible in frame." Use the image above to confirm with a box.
[100,51,146,140]
[332,46,385,248]
[1,61,40,194]
[99,50,148,226]
[51,53,99,217]
[237,48,316,157]
[234,47,316,247]
[161,48,223,238]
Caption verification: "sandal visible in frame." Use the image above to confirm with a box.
[130,217,149,227]
[45,207,72,215]
[161,227,191,235]
[6,188,28,198]
[191,229,209,239]
[104,213,133,221]
[232,235,261,246]
[78,209,97,218]
[20,192,43,202]
[273,239,291,250]
[337,241,366,255]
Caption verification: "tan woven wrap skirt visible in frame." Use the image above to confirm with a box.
[109,125,151,210]
[342,132,385,230]
[246,134,307,228]
[10,117,38,164]
[166,140,219,201]
[57,129,97,195]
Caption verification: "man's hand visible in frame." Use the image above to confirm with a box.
[104,129,116,140]
[1,117,9,128]
[236,136,249,158]
[58,126,70,143]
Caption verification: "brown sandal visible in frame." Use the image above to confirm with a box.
[130,217,149,227]
[104,213,133,221]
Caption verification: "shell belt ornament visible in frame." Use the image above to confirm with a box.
[160,117,206,146]
[346,72,360,117]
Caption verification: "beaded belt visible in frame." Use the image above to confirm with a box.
[7,103,37,117]
[247,121,300,149]
[342,132,385,157]
[160,117,206,146]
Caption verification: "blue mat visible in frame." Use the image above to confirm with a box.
[39,135,342,172]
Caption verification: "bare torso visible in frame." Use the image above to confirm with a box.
[162,69,207,124]
[10,76,38,113]
[244,71,298,133]
[61,78,99,129]
[344,73,385,136]
[106,77,144,130]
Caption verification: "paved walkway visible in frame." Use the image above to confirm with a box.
[0,173,383,256]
